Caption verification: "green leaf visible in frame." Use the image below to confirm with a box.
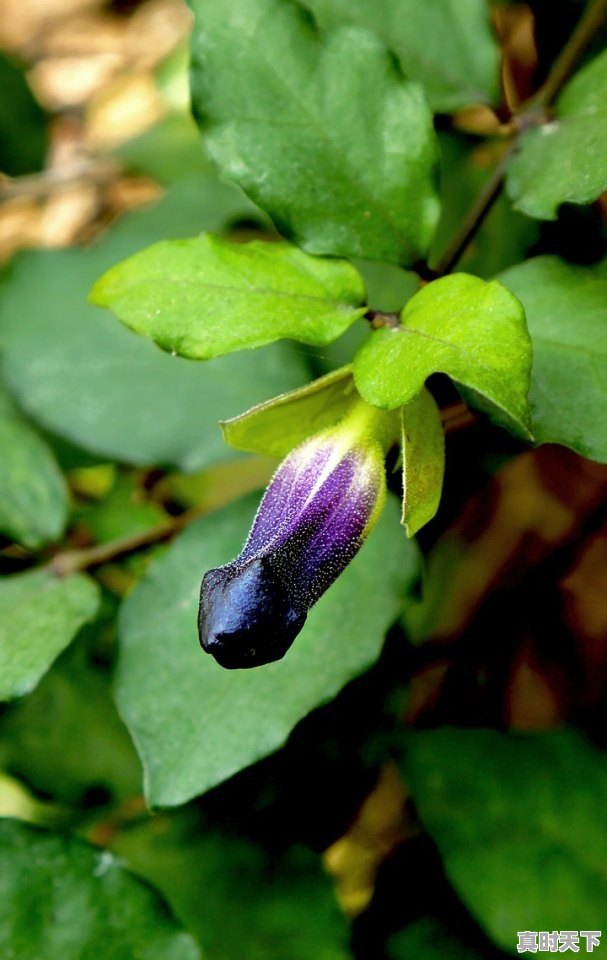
[76,473,167,545]
[0,568,99,702]
[0,630,142,805]
[0,385,68,549]
[387,917,488,960]
[0,180,309,471]
[312,264,420,377]
[402,727,607,952]
[499,255,607,462]
[0,820,200,960]
[302,0,500,113]
[115,113,215,184]
[91,236,367,360]
[116,493,419,807]
[0,54,46,176]
[506,50,607,219]
[113,810,350,960]
[222,366,356,458]
[189,0,440,264]
[400,389,445,537]
[353,274,533,439]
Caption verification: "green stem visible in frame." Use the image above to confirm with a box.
[430,145,513,279]
[531,0,607,108]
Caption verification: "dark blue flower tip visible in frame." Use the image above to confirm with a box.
[199,557,307,669]
[198,396,397,669]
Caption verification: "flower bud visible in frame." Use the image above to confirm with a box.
[198,399,396,669]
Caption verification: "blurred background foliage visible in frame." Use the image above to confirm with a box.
[0,0,606,957]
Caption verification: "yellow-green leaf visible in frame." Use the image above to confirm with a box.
[354,274,532,440]
[91,236,367,359]
[400,389,445,537]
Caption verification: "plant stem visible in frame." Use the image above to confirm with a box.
[0,159,119,202]
[430,146,513,278]
[49,458,276,576]
[441,402,477,433]
[533,0,607,108]
[431,0,607,278]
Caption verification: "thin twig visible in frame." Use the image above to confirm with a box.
[430,145,514,279]
[50,508,202,577]
[0,159,120,202]
[442,403,477,433]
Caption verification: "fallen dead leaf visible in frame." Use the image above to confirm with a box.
[324,763,412,916]
[86,71,164,148]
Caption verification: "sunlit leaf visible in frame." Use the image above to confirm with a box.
[354,274,532,439]
[222,367,356,458]
[91,237,367,359]
[400,389,445,536]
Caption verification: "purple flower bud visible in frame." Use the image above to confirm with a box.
[198,400,395,669]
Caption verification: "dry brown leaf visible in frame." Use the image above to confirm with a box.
[36,181,99,246]
[492,2,538,111]
[124,0,192,69]
[324,763,411,916]
[560,526,607,711]
[562,530,607,642]
[28,54,124,110]
[101,177,163,221]
[405,660,449,725]
[451,105,502,137]
[40,10,128,59]
[86,72,164,148]
[424,448,607,642]
[0,0,192,259]
[0,0,101,53]
[404,448,607,730]
[506,634,564,731]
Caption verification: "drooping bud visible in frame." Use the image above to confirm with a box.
[198,397,396,669]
